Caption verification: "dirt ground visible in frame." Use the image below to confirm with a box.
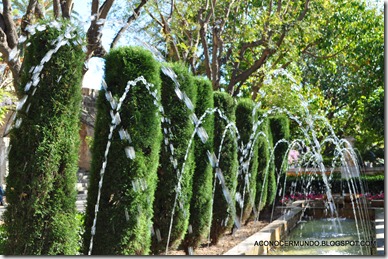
[164,207,283,255]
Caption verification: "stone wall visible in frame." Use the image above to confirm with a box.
[78,123,94,171]
[79,89,98,171]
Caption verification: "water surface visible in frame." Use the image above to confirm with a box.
[269,218,373,255]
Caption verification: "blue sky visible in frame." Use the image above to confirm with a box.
[74,0,147,90]
[73,1,107,90]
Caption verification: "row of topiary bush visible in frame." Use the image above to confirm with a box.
[83,47,291,255]
[283,173,384,196]
[3,22,291,255]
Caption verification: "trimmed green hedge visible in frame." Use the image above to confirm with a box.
[4,21,84,255]
[184,77,214,250]
[210,92,238,245]
[267,115,290,205]
[255,110,271,212]
[152,63,197,253]
[235,98,259,224]
[283,174,384,196]
[83,47,162,255]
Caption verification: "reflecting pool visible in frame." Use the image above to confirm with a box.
[269,218,375,255]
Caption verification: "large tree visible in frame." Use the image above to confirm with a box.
[299,0,384,158]
[0,0,150,88]
[144,0,333,98]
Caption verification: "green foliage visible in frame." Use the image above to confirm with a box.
[235,98,259,223]
[83,47,162,255]
[152,62,197,253]
[358,86,384,157]
[255,110,271,212]
[144,0,332,95]
[255,69,328,142]
[0,90,14,126]
[361,87,384,137]
[300,0,384,160]
[268,115,290,206]
[0,224,6,254]
[75,212,85,254]
[284,173,384,196]
[3,20,84,255]
[184,77,214,250]
[210,91,238,245]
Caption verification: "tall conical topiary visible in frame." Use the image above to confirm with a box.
[3,21,84,255]
[235,98,259,224]
[210,92,238,245]
[268,115,290,206]
[152,63,197,253]
[183,77,214,251]
[255,110,271,212]
[83,47,162,255]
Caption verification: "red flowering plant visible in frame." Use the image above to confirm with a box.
[364,192,384,200]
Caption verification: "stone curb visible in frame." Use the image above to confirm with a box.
[224,206,303,255]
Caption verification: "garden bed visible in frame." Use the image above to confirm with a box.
[162,207,283,255]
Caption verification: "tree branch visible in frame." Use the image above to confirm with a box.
[1,0,21,88]
[219,0,235,29]
[99,0,115,19]
[198,10,212,82]
[189,31,201,73]
[3,1,18,51]
[110,0,148,49]
[160,13,180,61]
[91,0,99,15]
[297,0,310,21]
[228,48,272,94]
[21,0,38,37]
[277,0,282,13]
[268,0,273,16]
[250,74,264,100]
[85,0,115,65]
[241,39,265,54]
[60,0,74,18]
[282,0,291,18]
[304,49,343,60]
[211,28,219,88]
[167,0,174,22]
[174,1,201,71]
[34,2,44,18]
[147,9,163,27]
[53,0,60,19]
[276,29,286,47]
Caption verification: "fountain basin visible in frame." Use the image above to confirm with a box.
[371,200,384,207]
[269,218,374,255]
[224,204,304,255]
[224,201,383,255]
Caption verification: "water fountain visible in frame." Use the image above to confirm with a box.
[85,57,377,255]
[78,30,379,254]
[223,70,379,255]
[2,18,380,255]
